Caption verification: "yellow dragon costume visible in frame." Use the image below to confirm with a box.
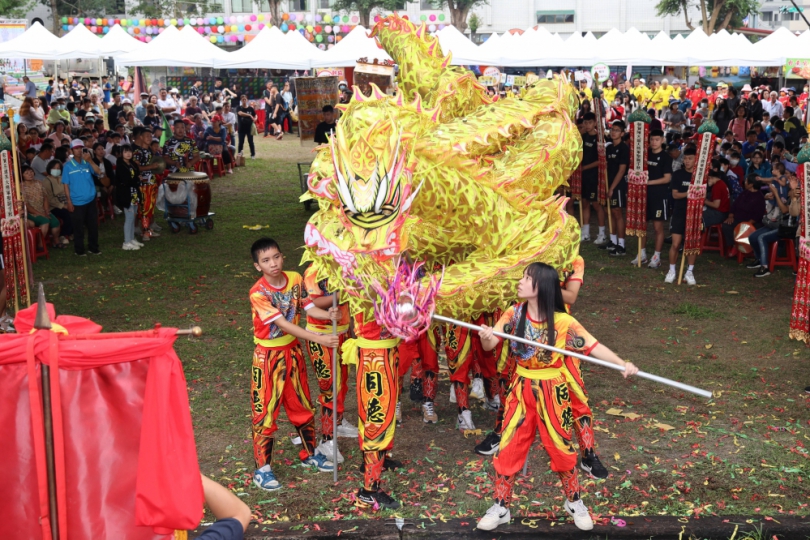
[301,15,582,326]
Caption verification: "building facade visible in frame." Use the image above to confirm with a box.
[751,0,810,32]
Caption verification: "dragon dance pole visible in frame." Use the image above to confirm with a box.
[331,293,339,483]
[8,113,32,307]
[432,315,712,399]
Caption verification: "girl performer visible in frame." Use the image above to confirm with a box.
[476,262,638,532]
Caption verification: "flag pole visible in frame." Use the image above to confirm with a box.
[331,293,339,483]
[432,315,713,399]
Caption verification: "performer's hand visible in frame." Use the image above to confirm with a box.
[724,216,733,225]
[67,202,74,213]
[327,307,340,321]
[318,334,340,349]
[479,324,495,342]
[622,361,639,378]
[608,188,614,199]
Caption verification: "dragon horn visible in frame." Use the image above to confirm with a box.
[352,85,366,102]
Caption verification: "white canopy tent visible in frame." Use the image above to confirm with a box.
[54,23,106,59]
[215,26,317,69]
[0,22,62,59]
[309,26,391,68]
[117,25,229,67]
[434,25,492,65]
[100,24,146,57]
[282,29,327,68]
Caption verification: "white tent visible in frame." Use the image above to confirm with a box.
[283,29,326,68]
[215,26,316,69]
[310,26,391,68]
[117,25,229,67]
[0,22,62,59]
[434,25,490,65]
[54,23,105,59]
[100,24,146,57]
[476,32,500,64]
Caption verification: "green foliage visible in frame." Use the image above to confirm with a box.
[468,12,481,34]
[0,0,35,18]
[331,0,402,27]
[655,0,761,33]
[431,0,488,32]
[126,0,213,18]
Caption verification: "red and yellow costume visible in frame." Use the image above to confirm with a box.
[397,325,440,402]
[303,268,351,439]
[133,144,157,232]
[249,272,319,468]
[342,313,401,493]
[491,304,597,506]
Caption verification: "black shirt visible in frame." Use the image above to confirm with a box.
[647,149,673,189]
[606,141,629,184]
[581,132,598,167]
[314,121,336,144]
[670,167,692,217]
[107,104,124,129]
[236,106,255,131]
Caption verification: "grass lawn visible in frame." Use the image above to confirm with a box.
[31,136,810,532]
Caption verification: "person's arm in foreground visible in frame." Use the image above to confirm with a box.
[200,474,251,535]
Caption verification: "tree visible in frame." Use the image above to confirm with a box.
[126,0,213,20]
[655,0,761,34]
[468,12,480,36]
[38,0,129,33]
[0,0,34,19]
[428,0,488,33]
[332,0,402,27]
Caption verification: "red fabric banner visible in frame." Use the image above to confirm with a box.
[790,164,809,343]
[570,165,582,201]
[626,122,649,237]
[684,132,716,255]
[0,304,203,540]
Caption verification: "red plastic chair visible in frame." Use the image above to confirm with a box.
[701,223,725,255]
[96,198,105,224]
[768,238,798,272]
[27,228,49,263]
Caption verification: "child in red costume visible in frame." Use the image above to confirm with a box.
[397,326,441,424]
[475,262,638,532]
[249,238,340,492]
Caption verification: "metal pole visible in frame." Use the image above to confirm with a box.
[331,293,338,483]
[432,315,713,399]
[788,0,810,30]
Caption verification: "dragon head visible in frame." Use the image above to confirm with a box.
[330,112,420,259]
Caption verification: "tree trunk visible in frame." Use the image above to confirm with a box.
[50,0,60,34]
[450,7,469,33]
[359,8,371,28]
[699,0,709,33]
[716,9,734,32]
[269,0,282,28]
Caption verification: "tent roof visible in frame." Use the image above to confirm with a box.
[310,26,391,68]
[118,25,229,67]
[55,23,107,59]
[215,26,318,69]
[435,25,490,65]
[0,22,62,59]
[99,24,146,57]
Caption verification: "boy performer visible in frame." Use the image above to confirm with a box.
[303,267,358,462]
[665,147,699,285]
[580,112,607,243]
[445,322,477,431]
[600,121,629,256]
[397,326,441,424]
[249,238,339,492]
[342,311,402,509]
[633,129,672,268]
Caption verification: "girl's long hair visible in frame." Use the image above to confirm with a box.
[514,262,567,353]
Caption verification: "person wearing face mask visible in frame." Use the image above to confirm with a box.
[47,98,70,127]
[602,79,617,105]
[42,158,73,244]
[135,92,149,123]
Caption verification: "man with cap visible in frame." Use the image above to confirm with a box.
[63,139,103,256]
[157,88,178,117]
[107,92,125,130]
[135,92,150,123]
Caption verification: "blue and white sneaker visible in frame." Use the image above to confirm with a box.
[253,468,281,491]
[302,453,335,472]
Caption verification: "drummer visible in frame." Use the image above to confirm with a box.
[163,119,200,174]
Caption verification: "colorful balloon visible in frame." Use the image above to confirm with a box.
[429,14,436,21]
[438,14,445,21]
[245,24,251,31]
[210,35,217,43]
[323,14,332,23]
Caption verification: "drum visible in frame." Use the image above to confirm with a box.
[734,221,756,254]
[164,171,210,219]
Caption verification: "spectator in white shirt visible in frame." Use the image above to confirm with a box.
[157,88,178,117]
[763,91,784,119]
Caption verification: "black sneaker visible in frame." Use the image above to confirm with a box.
[356,488,400,510]
[88,249,102,255]
[598,240,615,251]
[409,377,424,402]
[580,451,609,479]
[474,432,501,456]
[610,245,626,256]
[746,261,762,269]
[805,386,810,394]
[359,456,403,473]
[75,252,87,257]
[754,267,771,278]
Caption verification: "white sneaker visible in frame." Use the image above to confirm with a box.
[477,503,511,531]
[449,385,457,403]
[113,205,123,215]
[580,230,591,242]
[122,241,139,251]
[593,234,607,246]
[314,438,344,464]
[470,378,485,400]
[422,401,438,423]
[485,394,501,411]
[151,223,163,232]
[396,401,402,424]
[336,418,358,438]
[630,252,648,266]
[664,270,676,283]
[684,271,697,286]
[457,410,476,431]
[648,254,661,269]
[132,239,145,247]
[564,499,594,531]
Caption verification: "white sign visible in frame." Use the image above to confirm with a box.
[591,63,610,82]
[483,66,501,79]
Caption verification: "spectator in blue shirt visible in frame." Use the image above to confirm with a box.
[23,76,37,99]
[741,130,760,159]
[102,75,112,104]
[62,139,103,256]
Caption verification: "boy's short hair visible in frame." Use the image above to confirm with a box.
[611,120,626,131]
[582,112,596,122]
[683,146,697,156]
[649,129,664,138]
[747,130,757,137]
[322,105,334,114]
[785,106,794,116]
[773,140,785,150]
[720,142,732,150]
[746,174,762,189]
[729,151,741,159]
[251,237,281,263]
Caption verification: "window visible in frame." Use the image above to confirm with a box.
[231,0,251,12]
[291,0,308,11]
[536,11,575,24]
[258,0,270,9]
[318,0,332,8]
[420,0,435,9]
[761,11,772,21]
